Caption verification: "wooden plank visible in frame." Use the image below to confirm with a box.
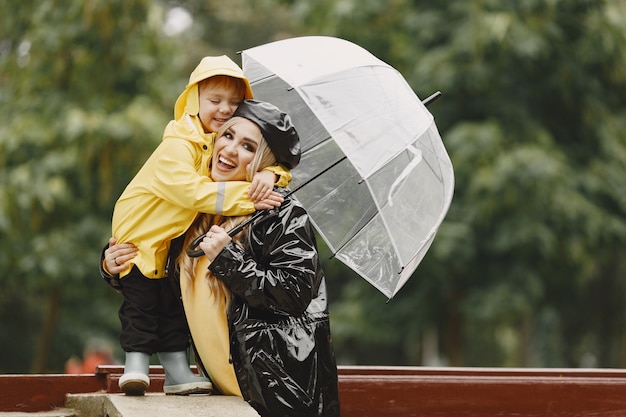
[338,365,626,378]
[338,367,626,416]
[0,374,105,412]
[338,372,626,417]
[3,366,626,415]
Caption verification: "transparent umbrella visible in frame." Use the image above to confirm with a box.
[242,36,454,299]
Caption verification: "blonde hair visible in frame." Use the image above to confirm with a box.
[180,117,277,307]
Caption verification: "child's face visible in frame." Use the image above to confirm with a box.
[198,79,244,133]
[211,119,260,182]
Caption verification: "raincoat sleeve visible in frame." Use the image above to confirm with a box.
[209,198,320,316]
[261,163,291,188]
[151,137,255,216]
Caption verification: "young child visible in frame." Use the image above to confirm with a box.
[108,56,291,396]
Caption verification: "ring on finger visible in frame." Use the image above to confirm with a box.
[114,257,120,266]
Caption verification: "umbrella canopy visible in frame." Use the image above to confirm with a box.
[241,36,454,299]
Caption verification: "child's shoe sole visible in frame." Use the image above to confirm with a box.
[164,381,212,395]
[119,372,150,396]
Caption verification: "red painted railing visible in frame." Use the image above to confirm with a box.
[2,366,626,416]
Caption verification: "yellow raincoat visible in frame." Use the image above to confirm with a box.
[112,56,290,279]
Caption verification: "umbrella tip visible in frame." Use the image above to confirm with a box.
[422,91,442,107]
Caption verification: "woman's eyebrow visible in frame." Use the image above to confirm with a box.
[242,137,259,148]
[228,126,259,147]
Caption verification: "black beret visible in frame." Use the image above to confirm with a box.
[233,100,301,169]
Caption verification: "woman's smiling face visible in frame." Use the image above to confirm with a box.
[211,118,261,182]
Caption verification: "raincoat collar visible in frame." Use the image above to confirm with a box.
[164,114,214,146]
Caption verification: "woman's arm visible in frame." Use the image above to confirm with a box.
[207,199,322,316]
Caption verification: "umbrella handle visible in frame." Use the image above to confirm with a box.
[185,209,275,258]
[186,233,206,258]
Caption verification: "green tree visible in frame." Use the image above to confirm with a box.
[2,0,625,372]
[0,0,183,372]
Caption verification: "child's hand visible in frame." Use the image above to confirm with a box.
[254,191,284,210]
[248,169,276,202]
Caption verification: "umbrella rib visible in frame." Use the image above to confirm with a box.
[326,209,376,259]
[249,73,281,85]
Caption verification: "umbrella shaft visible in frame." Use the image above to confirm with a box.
[227,155,348,237]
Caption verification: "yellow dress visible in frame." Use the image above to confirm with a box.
[180,256,242,397]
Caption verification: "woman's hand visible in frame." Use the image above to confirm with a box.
[104,237,138,274]
[199,225,231,262]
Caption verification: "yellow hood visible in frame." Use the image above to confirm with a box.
[174,55,254,120]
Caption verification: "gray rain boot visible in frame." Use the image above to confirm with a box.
[118,352,150,396]
[157,351,212,395]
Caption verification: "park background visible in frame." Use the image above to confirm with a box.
[1,0,625,374]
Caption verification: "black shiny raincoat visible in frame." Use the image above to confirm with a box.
[208,194,340,417]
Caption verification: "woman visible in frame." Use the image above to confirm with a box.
[105,100,340,416]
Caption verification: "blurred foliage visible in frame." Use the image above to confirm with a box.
[1,0,625,372]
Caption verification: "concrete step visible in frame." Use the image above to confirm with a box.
[65,393,260,417]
